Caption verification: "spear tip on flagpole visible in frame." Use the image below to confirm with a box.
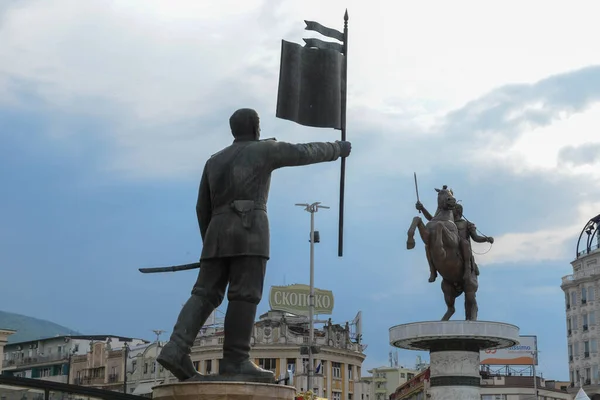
[344,9,349,22]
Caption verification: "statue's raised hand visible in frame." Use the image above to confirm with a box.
[487,237,494,244]
[415,201,424,211]
[336,140,352,157]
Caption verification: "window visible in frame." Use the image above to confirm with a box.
[575,342,580,355]
[593,365,599,382]
[332,392,341,400]
[144,363,148,374]
[592,339,598,353]
[567,292,571,308]
[590,287,596,301]
[348,365,353,380]
[585,341,590,357]
[569,344,573,359]
[192,361,199,371]
[568,317,573,332]
[348,394,353,400]
[258,358,277,372]
[332,362,342,379]
[584,314,589,329]
[591,311,597,325]
[407,373,415,379]
[582,287,588,303]
[205,360,212,374]
[287,358,296,373]
[572,291,577,305]
[401,373,406,378]
[131,360,137,371]
[571,370,575,384]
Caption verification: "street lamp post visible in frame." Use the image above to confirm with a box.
[295,201,329,393]
[531,350,540,400]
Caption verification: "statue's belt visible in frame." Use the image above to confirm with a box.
[212,202,267,215]
[212,201,266,229]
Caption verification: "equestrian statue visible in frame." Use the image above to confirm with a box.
[406,184,494,321]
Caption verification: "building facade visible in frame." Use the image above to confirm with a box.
[561,214,600,397]
[363,365,420,400]
[123,341,177,396]
[190,310,366,400]
[2,335,146,385]
[0,329,15,374]
[389,367,429,400]
[390,368,571,400]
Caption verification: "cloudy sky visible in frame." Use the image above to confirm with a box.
[2,0,600,381]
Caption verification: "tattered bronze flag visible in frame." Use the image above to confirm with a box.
[276,40,344,130]
[275,12,349,257]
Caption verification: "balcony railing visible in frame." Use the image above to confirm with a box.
[578,242,600,258]
[0,374,144,400]
[562,264,600,284]
[2,353,69,368]
[108,374,120,383]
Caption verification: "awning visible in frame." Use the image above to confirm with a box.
[132,381,162,395]
[575,387,591,400]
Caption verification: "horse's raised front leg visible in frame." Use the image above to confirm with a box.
[407,217,428,250]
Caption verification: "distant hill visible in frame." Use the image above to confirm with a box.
[0,310,81,343]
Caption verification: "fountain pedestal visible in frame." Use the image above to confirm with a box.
[152,381,296,400]
[390,321,520,400]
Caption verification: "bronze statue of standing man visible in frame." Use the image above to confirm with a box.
[157,108,352,382]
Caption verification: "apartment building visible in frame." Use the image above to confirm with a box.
[363,365,420,400]
[561,213,600,396]
[0,329,15,374]
[2,335,146,385]
[190,310,366,400]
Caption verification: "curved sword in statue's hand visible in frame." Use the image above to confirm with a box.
[414,172,422,214]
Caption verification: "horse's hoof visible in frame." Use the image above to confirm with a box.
[407,239,415,249]
[428,276,436,283]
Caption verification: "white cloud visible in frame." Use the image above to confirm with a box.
[2,0,600,180]
[474,201,600,265]
[474,102,600,179]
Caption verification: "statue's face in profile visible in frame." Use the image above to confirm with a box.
[454,206,463,221]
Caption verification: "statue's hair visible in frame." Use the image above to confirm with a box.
[229,108,259,138]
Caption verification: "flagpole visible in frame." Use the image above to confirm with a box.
[338,9,349,257]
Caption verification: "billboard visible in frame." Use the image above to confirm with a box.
[268,284,334,316]
[480,335,538,365]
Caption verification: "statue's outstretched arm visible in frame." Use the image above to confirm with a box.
[416,201,433,221]
[468,223,493,243]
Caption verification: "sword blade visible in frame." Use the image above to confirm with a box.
[139,262,201,274]
[414,172,422,214]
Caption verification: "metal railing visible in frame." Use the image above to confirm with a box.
[2,353,69,368]
[0,375,145,400]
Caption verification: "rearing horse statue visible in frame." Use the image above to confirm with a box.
[406,185,479,321]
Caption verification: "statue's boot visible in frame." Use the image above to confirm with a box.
[157,295,213,381]
[219,301,274,381]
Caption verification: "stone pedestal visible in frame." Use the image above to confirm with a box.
[152,381,297,400]
[389,321,520,400]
